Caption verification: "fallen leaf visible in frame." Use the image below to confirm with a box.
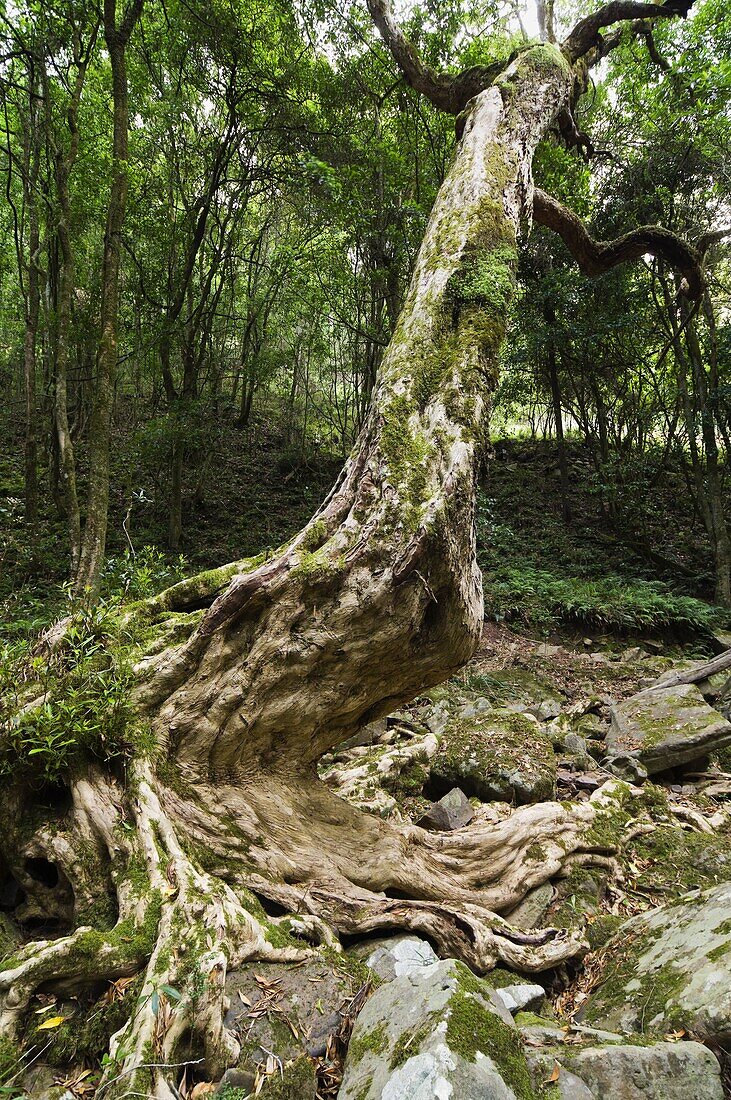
[37,1015,66,1030]
[548,1062,561,1082]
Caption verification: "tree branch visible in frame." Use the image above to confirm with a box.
[365,0,516,114]
[563,1,694,63]
[533,187,704,297]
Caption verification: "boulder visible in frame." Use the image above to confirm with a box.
[430,710,556,805]
[339,958,536,1099]
[416,787,474,831]
[528,1041,723,1100]
[365,936,439,982]
[582,880,731,1040]
[606,684,731,774]
[503,882,554,930]
[492,982,545,1014]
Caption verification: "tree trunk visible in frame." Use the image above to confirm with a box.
[75,0,143,595]
[0,41,659,1099]
[545,299,572,523]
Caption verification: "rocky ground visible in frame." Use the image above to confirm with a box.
[13,622,731,1099]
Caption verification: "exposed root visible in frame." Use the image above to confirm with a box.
[0,762,633,1095]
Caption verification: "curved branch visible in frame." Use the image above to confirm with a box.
[533,187,704,297]
[563,1,694,62]
[365,0,516,114]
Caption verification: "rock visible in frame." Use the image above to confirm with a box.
[604,754,648,783]
[224,953,364,1082]
[430,710,556,805]
[365,936,439,982]
[339,958,535,1099]
[504,882,554,930]
[582,880,731,1039]
[216,1068,256,1095]
[416,787,474,831]
[562,733,588,757]
[493,982,545,1014]
[709,631,731,654]
[529,1041,723,1100]
[606,684,731,774]
[536,643,562,657]
[526,699,562,721]
[621,647,650,663]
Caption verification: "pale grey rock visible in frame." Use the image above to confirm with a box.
[504,882,554,930]
[583,880,731,1039]
[493,983,545,1014]
[526,699,562,721]
[417,788,474,831]
[430,710,556,805]
[604,754,648,783]
[366,936,439,982]
[529,1042,723,1099]
[568,1042,722,1099]
[339,959,532,1100]
[606,684,731,774]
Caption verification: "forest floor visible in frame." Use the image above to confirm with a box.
[3,423,731,1097]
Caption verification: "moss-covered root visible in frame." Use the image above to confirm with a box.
[94,764,312,1100]
[0,926,148,1037]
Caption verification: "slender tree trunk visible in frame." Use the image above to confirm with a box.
[544,300,571,523]
[75,0,143,594]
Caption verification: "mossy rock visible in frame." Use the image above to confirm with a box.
[430,709,556,805]
[581,880,731,1039]
[339,958,542,1099]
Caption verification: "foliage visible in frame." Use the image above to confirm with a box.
[483,563,725,633]
[0,598,140,784]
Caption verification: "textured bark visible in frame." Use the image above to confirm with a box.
[75,0,144,595]
[0,3,704,1093]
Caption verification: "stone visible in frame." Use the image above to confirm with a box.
[582,880,731,1039]
[417,787,474,831]
[526,699,562,721]
[606,684,731,774]
[365,936,439,982]
[621,647,650,663]
[604,754,648,783]
[493,983,545,1014]
[430,709,556,805]
[339,958,535,1100]
[562,733,588,758]
[504,882,554,930]
[216,1068,256,1095]
[529,1041,723,1100]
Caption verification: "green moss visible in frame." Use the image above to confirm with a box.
[446,243,518,315]
[348,1022,389,1064]
[0,913,21,964]
[445,991,533,1098]
[380,394,432,529]
[300,519,328,551]
[586,913,623,951]
[322,946,377,992]
[0,1035,20,1084]
[706,941,731,963]
[38,974,144,1068]
[433,709,555,804]
[389,1014,439,1069]
[260,1054,317,1097]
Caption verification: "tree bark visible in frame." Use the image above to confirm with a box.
[0,6,703,1094]
[74,0,143,595]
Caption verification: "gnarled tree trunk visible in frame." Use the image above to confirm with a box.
[0,5,701,1094]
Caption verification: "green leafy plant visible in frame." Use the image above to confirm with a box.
[0,597,137,783]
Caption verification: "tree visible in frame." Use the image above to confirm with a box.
[0,1,712,1095]
[73,0,145,595]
